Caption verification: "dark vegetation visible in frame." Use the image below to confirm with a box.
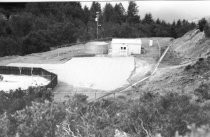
[198,18,207,32]
[0,2,196,57]
[185,56,210,102]
[185,56,210,76]
[198,17,210,37]
[1,91,210,137]
[0,87,53,114]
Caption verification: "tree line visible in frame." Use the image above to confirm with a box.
[0,2,196,56]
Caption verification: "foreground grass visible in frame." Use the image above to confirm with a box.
[1,88,210,137]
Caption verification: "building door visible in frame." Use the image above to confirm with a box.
[120,45,128,56]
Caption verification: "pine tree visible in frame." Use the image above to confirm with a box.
[198,18,207,31]
[127,1,140,24]
[103,3,114,22]
[113,3,125,24]
[90,2,101,21]
[142,13,153,24]
[83,6,90,25]
[156,18,161,24]
[170,21,177,38]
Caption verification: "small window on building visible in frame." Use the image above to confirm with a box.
[121,47,123,50]
[124,47,126,50]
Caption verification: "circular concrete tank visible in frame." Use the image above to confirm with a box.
[84,41,109,55]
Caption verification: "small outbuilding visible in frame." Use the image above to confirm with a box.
[109,38,142,56]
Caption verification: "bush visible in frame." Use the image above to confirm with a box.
[198,18,207,32]
[22,30,51,54]
[194,83,210,101]
[204,24,210,38]
[176,124,210,137]
[9,12,34,37]
[0,87,53,114]
[1,91,210,137]
[184,57,210,75]
[14,102,66,137]
[0,37,21,57]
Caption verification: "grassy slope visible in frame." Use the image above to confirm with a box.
[122,29,210,100]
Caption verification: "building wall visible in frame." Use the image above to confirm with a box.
[128,44,141,55]
[110,40,141,56]
[111,43,128,56]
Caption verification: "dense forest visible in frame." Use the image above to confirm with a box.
[0,2,196,56]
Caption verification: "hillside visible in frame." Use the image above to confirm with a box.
[122,29,210,101]
[172,29,209,59]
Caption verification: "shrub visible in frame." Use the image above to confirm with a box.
[194,83,210,101]
[1,91,210,137]
[0,87,53,114]
[184,57,210,75]
[9,12,34,37]
[22,30,51,55]
[176,124,210,137]
[198,18,207,32]
[204,24,210,38]
[0,37,21,57]
[14,102,66,137]
[118,92,210,137]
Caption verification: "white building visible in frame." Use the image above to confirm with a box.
[109,38,142,56]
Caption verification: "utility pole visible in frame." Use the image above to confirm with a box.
[95,12,99,39]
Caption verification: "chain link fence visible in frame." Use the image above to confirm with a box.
[0,66,57,90]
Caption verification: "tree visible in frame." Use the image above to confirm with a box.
[22,30,50,54]
[61,2,84,20]
[113,3,125,24]
[0,18,10,36]
[90,2,101,21]
[0,3,26,19]
[83,6,90,26]
[156,18,161,24]
[142,13,154,24]
[198,18,207,31]
[103,3,114,22]
[0,37,20,56]
[127,1,140,24]
[26,3,51,16]
[170,21,178,38]
[9,12,34,37]
[176,19,181,27]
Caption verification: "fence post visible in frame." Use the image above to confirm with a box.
[19,67,22,75]
[31,67,33,76]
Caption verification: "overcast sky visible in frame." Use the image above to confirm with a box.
[81,1,210,23]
